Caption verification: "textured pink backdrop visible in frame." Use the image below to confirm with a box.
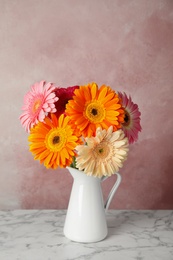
[0,0,173,209]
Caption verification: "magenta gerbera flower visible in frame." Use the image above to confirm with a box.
[118,92,142,144]
[20,80,58,132]
[53,86,79,118]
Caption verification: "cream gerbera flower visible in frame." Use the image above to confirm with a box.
[75,126,129,178]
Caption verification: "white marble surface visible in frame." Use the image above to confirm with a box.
[0,210,173,260]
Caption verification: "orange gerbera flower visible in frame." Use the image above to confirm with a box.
[65,82,124,137]
[28,114,80,169]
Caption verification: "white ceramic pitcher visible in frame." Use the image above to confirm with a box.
[63,166,122,243]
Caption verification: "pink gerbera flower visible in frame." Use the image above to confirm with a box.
[53,86,79,118]
[20,80,58,132]
[118,92,142,144]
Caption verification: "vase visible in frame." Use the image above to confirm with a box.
[63,167,121,243]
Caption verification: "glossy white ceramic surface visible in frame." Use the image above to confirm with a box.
[64,167,122,242]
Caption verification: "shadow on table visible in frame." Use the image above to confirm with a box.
[106,210,152,238]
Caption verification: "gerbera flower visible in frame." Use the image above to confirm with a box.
[53,86,79,118]
[75,126,129,178]
[118,92,142,144]
[65,82,125,137]
[28,113,80,169]
[20,80,58,132]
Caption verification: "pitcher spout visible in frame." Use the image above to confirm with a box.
[66,166,79,179]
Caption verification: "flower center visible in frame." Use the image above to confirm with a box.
[45,128,67,151]
[85,101,106,123]
[32,98,42,113]
[94,141,110,159]
[123,110,131,126]
[53,136,60,144]
[92,108,98,116]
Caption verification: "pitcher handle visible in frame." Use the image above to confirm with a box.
[102,173,122,213]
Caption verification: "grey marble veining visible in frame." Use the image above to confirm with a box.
[0,210,173,260]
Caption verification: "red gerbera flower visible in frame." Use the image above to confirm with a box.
[54,86,79,118]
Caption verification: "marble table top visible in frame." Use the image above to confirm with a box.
[0,210,173,260]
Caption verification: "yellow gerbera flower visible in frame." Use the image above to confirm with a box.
[65,83,125,137]
[75,126,129,178]
[28,114,80,169]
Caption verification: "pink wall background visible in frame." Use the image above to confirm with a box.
[0,0,173,210]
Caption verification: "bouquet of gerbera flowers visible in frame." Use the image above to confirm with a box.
[20,81,141,178]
